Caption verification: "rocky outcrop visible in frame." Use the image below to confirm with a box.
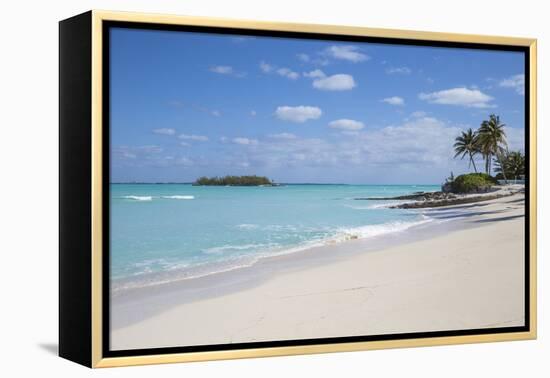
[356,191,457,201]
[355,188,520,209]
[390,193,511,209]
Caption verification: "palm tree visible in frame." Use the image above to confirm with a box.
[507,151,525,180]
[477,114,508,180]
[453,128,479,173]
[494,151,525,180]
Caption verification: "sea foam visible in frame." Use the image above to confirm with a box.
[366,201,414,209]
[332,217,433,241]
[122,195,152,201]
[203,243,277,255]
[121,195,195,201]
[112,216,435,293]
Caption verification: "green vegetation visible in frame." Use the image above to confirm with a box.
[494,151,525,180]
[453,128,479,173]
[453,114,512,180]
[478,114,508,179]
[449,173,498,193]
[193,175,275,186]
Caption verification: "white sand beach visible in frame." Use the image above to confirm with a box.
[111,193,525,351]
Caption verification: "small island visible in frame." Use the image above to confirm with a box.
[192,175,279,186]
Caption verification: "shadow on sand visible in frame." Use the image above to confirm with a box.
[473,214,525,223]
[427,209,505,220]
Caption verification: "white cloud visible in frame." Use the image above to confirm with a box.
[386,67,412,75]
[210,65,233,74]
[276,67,300,80]
[275,106,322,123]
[120,152,137,159]
[410,111,427,118]
[314,58,330,66]
[297,53,310,62]
[499,74,525,95]
[114,149,136,160]
[179,134,209,142]
[169,100,224,117]
[503,126,525,152]
[153,128,176,136]
[329,119,365,131]
[312,74,356,91]
[356,117,462,166]
[124,117,486,180]
[303,69,326,78]
[173,157,194,167]
[223,116,464,176]
[324,45,369,63]
[382,96,405,106]
[250,110,257,116]
[209,65,246,78]
[112,145,163,161]
[233,137,259,145]
[268,132,297,139]
[168,100,185,108]
[303,69,355,91]
[180,141,190,147]
[259,61,274,73]
[419,87,495,108]
[260,61,299,80]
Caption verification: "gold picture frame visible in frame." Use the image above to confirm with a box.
[59,10,537,368]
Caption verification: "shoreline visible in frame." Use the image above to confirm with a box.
[111,215,432,294]
[111,193,525,350]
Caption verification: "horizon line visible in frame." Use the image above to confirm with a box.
[110,182,442,186]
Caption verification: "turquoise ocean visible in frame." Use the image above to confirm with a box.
[111,184,440,290]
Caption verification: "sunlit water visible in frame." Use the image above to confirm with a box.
[110,183,440,289]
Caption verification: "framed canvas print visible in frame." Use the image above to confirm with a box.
[59,10,537,368]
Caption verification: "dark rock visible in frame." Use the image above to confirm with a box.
[389,192,513,209]
[356,188,518,209]
[441,182,453,193]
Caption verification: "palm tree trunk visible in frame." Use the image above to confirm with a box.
[497,152,508,184]
[469,153,478,173]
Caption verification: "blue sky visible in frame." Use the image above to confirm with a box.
[110,27,525,184]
